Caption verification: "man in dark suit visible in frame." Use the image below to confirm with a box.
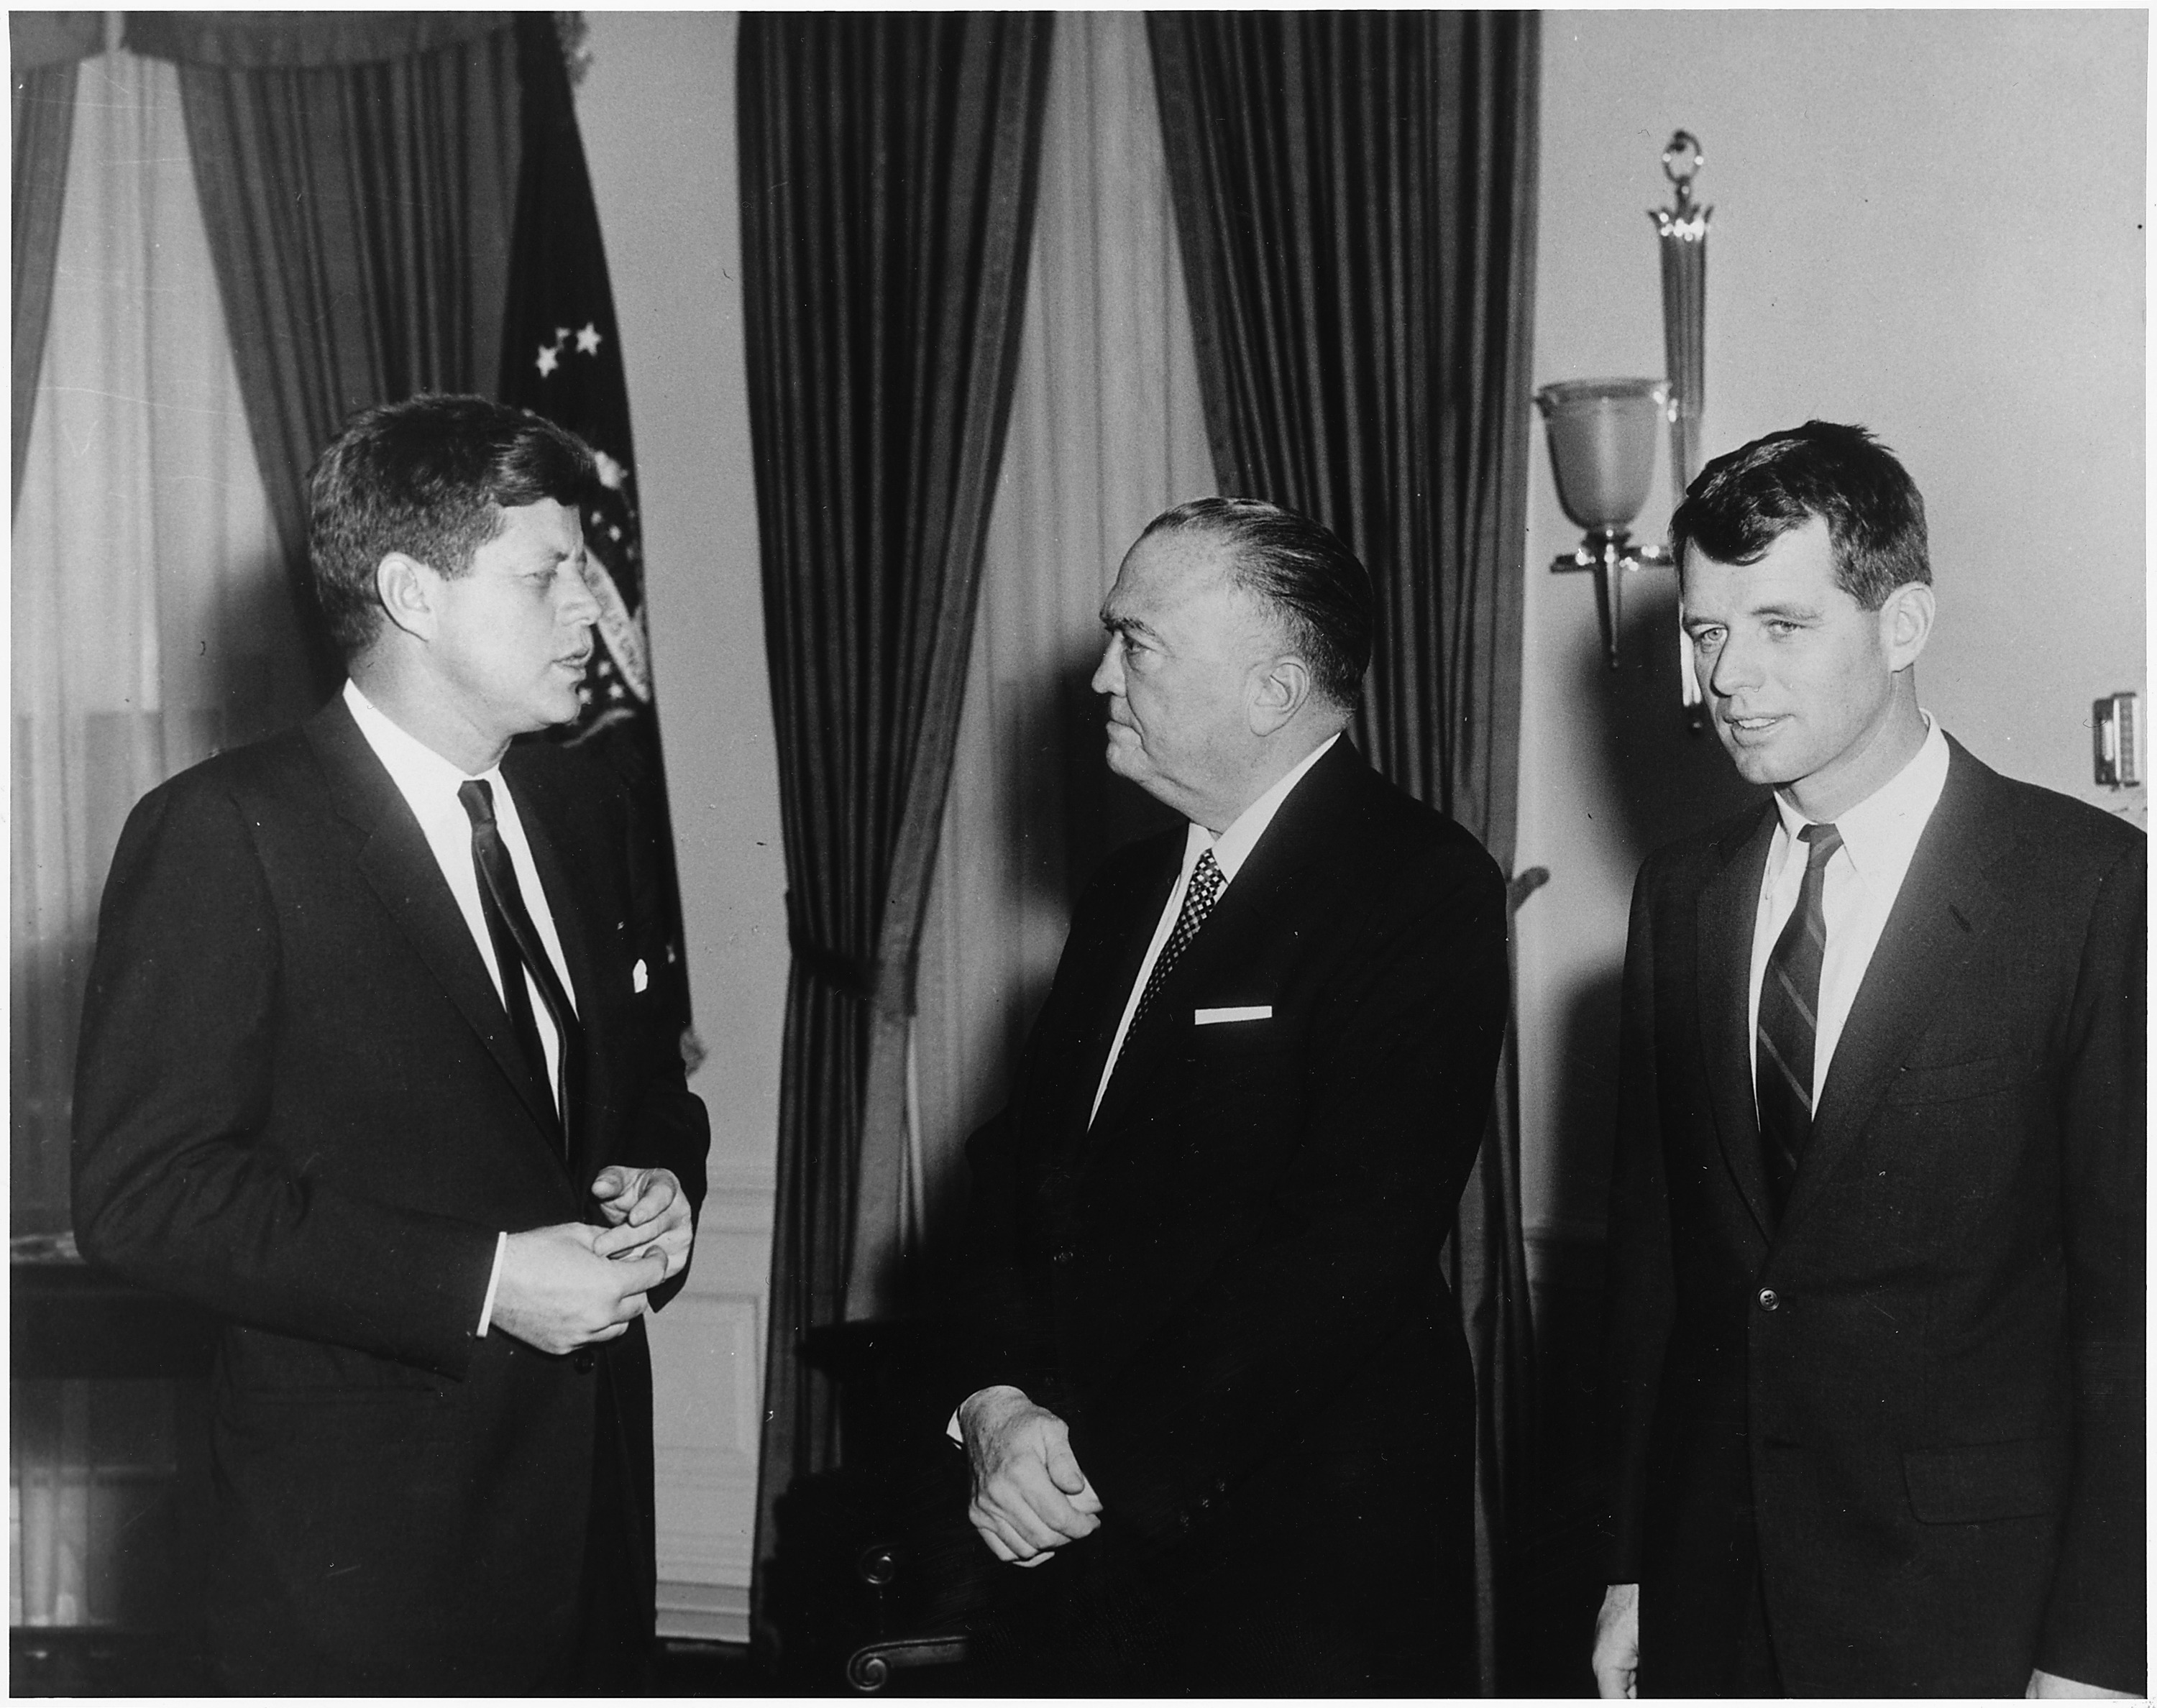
[1593,423,2143,1698]
[72,395,710,1692]
[952,497,1509,1693]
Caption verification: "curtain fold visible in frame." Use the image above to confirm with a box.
[1148,12,1541,1691]
[11,14,99,508]
[139,15,521,691]
[737,12,1054,1661]
[913,12,1212,1254]
[14,49,304,1237]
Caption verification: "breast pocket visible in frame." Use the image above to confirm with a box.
[1881,1052,2035,1107]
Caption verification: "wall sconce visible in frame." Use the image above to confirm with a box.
[1536,379,1671,669]
[1537,132,1713,702]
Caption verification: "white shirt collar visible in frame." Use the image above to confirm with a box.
[344,678,504,797]
[1770,712,1950,879]
[1184,732,1342,881]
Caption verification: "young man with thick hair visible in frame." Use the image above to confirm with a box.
[73,394,709,1691]
[1594,421,2143,1698]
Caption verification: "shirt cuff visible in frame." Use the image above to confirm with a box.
[476,1231,508,1336]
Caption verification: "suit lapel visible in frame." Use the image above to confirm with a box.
[305,699,564,1149]
[1777,743,2003,1241]
[1086,740,1360,1145]
[1696,804,1778,1241]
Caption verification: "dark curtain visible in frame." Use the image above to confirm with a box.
[738,12,1053,1661]
[126,10,521,694]
[11,13,101,510]
[1148,12,1541,1691]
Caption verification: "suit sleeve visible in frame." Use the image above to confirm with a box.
[1599,859,1675,1585]
[1067,838,1510,1546]
[72,778,501,1378]
[2036,834,2145,1692]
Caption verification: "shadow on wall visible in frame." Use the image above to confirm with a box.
[1540,566,1762,1236]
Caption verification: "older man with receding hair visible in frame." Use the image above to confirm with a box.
[951,497,1509,1693]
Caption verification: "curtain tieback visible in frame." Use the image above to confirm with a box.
[785,897,917,1018]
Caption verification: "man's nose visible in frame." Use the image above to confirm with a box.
[1707,633,1759,699]
[1089,636,1121,697]
[559,564,602,625]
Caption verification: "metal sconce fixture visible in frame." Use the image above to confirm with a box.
[1534,379,1671,669]
[1537,132,1713,699]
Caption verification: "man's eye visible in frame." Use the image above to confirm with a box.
[1689,628,1721,650]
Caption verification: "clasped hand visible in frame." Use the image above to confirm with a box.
[490,1167,692,1356]
[960,1385,1103,1567]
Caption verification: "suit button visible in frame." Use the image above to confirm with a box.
[1757,1287,1780,1312]
[574,1349,596,1373]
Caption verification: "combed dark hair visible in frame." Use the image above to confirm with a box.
[1671,420,1931,611]
[1140,496,1373,708]
[307,394,597,656]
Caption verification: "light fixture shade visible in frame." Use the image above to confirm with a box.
[1534,378,1668,533]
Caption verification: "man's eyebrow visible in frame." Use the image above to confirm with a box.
[1099,607,1158,640]
[1683,599,1821,628]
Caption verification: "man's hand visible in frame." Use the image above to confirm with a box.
[588,1165,693,1280]
[2028,1670,2136,1698]
[493,1222,664,1355]
[1593,1582,1640,1699]
[958,1385,1104,1566]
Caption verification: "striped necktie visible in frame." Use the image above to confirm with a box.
[459,779,580,1157]
[1757,821,1841,1218]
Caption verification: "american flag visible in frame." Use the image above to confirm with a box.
[499,12,700,1069]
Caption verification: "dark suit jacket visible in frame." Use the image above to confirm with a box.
[959,739,1508,1692]
[1603,738,2145,1696]
[72,695,710,1692]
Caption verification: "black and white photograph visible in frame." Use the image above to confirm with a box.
[9,9,2143,1698]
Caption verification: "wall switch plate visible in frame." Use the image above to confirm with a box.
[2093,691,2140,787]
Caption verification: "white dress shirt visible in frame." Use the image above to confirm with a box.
[1747,714,1951,1110]
[1090,733,1341,1124]
[344,679,582,1333]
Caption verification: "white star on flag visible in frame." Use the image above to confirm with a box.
[575,323,603,355]
[592,449,627,490]
[536,343,560,377]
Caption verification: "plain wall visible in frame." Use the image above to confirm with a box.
[1518,11,2148,1246]
[576,12,786,1194]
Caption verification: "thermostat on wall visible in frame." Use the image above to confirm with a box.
[2092,691,2140,788]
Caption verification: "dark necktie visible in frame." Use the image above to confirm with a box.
[1757,821,1841,1217]
[1128,848,1227,1039]
[458,779,580,1156]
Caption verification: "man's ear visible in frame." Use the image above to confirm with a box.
[1247,654,1312,736]
[1880,580,1935,673]
[375,553,439,642]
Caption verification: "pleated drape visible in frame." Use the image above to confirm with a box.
[912,12,1214,1255]
[736,12,1053,1660]
[11,13,101,510]
[128,11,521,692]
[1148,12,1542,1691]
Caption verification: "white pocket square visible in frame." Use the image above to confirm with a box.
[1194,1005,1271,1025]
[632,958,649,993]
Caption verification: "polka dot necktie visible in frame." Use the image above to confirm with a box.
[1757,821,1841,1218]
[1129,848,1227,1038]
